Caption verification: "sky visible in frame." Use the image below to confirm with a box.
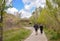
[6,0,46,18]
[12,0,24,11]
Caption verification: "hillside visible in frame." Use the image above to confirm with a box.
[3,13,21,31]
[2,12,32,41]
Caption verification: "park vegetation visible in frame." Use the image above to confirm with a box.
[0,0,31,41]
[1,0,60,41]
[30,0,60,41]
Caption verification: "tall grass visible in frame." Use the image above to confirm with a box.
[44,28,60,41]
[3,28,31,41]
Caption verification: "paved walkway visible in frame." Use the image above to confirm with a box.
[24,27,48,41]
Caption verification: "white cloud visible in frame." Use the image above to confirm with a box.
[22,0,29,4]
[22,0,36,4]
[25,5,30,10]
[23,0,46,10]
[32,0,46,8]
[21,0,46,18]
[24,4,33,11]
[19,9,32,18]
[5,0,46,18]
[6,7,18,14]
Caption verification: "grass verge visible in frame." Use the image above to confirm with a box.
[44,28,60,41]
[3,28,31,41]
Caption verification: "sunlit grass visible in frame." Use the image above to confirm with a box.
[3,28,31,41]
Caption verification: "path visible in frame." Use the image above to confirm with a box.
[24,27,48,41]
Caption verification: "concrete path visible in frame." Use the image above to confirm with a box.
[24,27,48,41]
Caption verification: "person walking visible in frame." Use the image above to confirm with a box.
[33,24,39,35]
[39,24,43,34]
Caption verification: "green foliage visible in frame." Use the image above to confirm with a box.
[42,0,60,41]
[0,23,3,27]
[46,0,53,10]
[53,0,60,7]
[30,0,60,41]
[37,8,48,24]
[44,28,60,41]
[30,16,35,24]
[0,0,2,5]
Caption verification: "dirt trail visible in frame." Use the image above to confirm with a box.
[24,27,48,41]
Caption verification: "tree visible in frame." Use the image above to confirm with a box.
[31,7,42,24]
[0,0,5,41]
[36,0,60,32]
[52,0,60,7]
[0,0,12,40]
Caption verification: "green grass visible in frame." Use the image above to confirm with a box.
[3,28,31,41]
[44,28,60,41]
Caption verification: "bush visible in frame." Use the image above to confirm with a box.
[44,28,60,41]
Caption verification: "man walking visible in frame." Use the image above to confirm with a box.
[34,24,39,35]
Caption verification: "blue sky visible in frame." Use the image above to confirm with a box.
[12,0,35,12]
[6,0,46,18]
[12,0,24,11]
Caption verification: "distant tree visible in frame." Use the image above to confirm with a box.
[31,7,42,24]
